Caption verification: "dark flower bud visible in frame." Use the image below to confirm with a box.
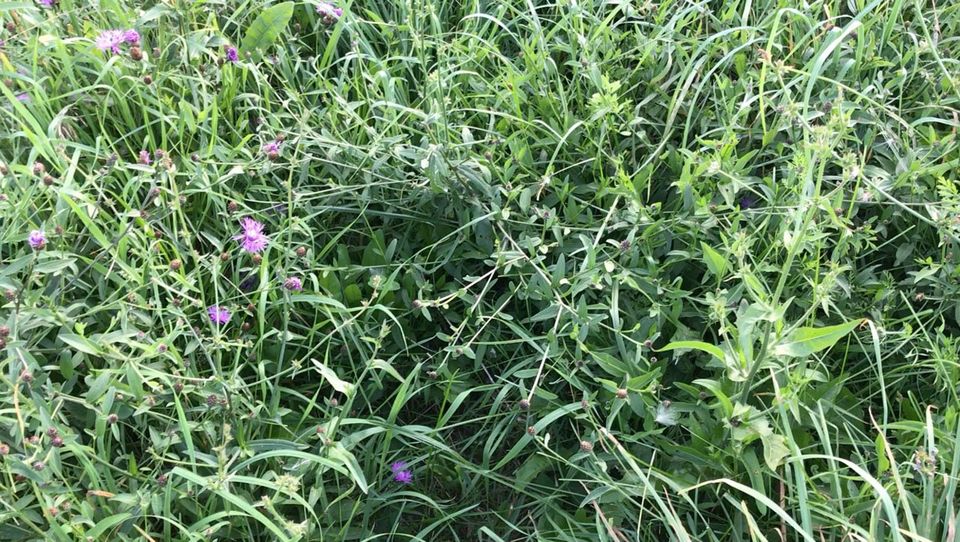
[241,321,251,331]
[296,246,307,257]
[579,440,593,453]
[33,162,45,175]
[251,253,262,264]
[55,224,64,235]
[0,161,8,175]
[220,252,229,262]
[526,426,537,436]
[106,413,118,425]
[518,399,530,410]
[32,461,45,471]
[616,388,628,399]
[4,289,15,301]
[46,427,58,437]
[130,46,142,61]
[169,259,181,271]
[0,325,8,337]
[227,201,238,213]
[143,75,153,85]
[0,443,8,455]
[190,153,200,162]
[51,436,64,448]
[157,343,167,353]
[20,370,32,383]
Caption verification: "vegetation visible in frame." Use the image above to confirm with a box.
[2,0,960,540]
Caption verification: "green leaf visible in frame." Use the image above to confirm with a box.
[658,340,725,362]
[59,333,102,356]
[773,320,862,358]
[240,2,294,61]
[328,444,368,494]
[700,242,729,279]
[311,359,355,397]
[761,433,790,470]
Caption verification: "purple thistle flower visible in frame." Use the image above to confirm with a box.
[139,150,152,165]
[95,30,125,54]
[234,217,268,253]
[38,0,55,6]
[389,461,407,473]
[739,195,756,210]
[316,2,343,22]
[393,469,413,484]
[207,305,231,325]
[122,29,140,45]
[225,45,239,63]
[283,277,303,291]
[262,140,281,158]
[28,230,46,249]
[15,92,29,103]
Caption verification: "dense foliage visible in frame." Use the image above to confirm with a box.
[2,0,960,540]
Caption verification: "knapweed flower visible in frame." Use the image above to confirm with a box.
[122,30,140,45]
[15,92,29,103]
[38,0,55,7]
[224,45,239,63]
[139,150,152,165]
[207,305,231,325]
[283,277,303,291]
[234,218,268,253]
[390,460,413,484]
[95,30,125,54]
[316,2,343,22]
[28,230,46,249]
[262,140,281,160]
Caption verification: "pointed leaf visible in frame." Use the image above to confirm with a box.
[241,2,294,61]
[773,320,862,358]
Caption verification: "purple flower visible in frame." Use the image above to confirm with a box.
[283,277,303,291]
[739,195,756,210]
[316,2,343,22]
[38,0,55,7]
[234,217,268,253]
[207,305,231,325]
[122,30,140,45]
[393,470,413,484]
[95,30,125,54]
[28,230,46,249]
[389,461,407,473]
[15,92,29,103]
[262,140,281,158]
[138,150,152,165]
[225,45,239,63]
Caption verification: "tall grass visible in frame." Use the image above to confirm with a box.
[1,0,959,540]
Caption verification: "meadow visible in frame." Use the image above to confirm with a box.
[1,0,960,540]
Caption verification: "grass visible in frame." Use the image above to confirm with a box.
[2,0,960,540]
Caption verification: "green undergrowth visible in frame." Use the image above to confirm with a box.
[2,0,960,540]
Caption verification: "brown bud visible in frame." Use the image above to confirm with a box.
[518,399,530,410]
[51,436,64,448]
[616,388,628,399]
[296,246,307,257]
[4,289,14,301]
[169,259,181,271]
[252,253,262,264]
[106,413,118,425]
[579,440,593,453]
[33,162,45,175]
[526,426,537,436]
[241,321,251,331]
[143,75,153,85]
[130,46,143,61]
[227,201,238,213]
[220,252,229,262]
[0,325,9,338]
